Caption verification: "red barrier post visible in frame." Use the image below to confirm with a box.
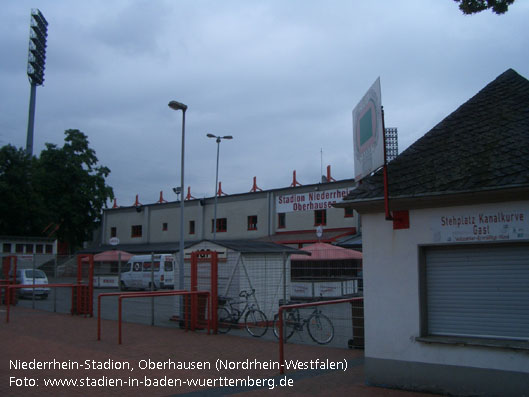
[5,282,11,324]
[5,283,81,323]
[190,255,198,330]
[97,290,183,341]
[117,291,210,345]
[211,252,218,333]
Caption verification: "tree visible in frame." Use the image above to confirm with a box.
[35,129,114,251]
[0,129,114,252]
[453,0,515,14]
[0,145,45,236]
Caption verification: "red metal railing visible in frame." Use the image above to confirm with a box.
[117,290,211,345]
[277,297,363,374]
[97,290,185,341]
[3,283,83,323]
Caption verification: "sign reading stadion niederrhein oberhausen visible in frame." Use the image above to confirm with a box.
[276,188,350,213]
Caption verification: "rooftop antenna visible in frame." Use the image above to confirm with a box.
[320,148,323,183]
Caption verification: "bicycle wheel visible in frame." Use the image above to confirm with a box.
[244,309,268,337]
[217,307,232,334]
[307,312,334,344]
[272,312,296,340]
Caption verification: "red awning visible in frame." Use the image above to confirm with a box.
[290,242,362,261]
[83,250,133,262]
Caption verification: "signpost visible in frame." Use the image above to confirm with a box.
[353,77,392,220]
[353,77,384,181]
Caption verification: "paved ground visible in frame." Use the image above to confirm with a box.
[0,306,439,396]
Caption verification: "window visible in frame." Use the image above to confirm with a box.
[344,207,354,218]
[16,244,24,253]
[36,244,43,254]
[26,244,34,254]
[164,260,174,271]
[131,225,142,238]
[247,215,258,231]
[3,243,11,253]
[143,262,160,272]
[211,218,227,233]
[278,213,286,229]
[420,244,529,342]
[110,227,117,238]
[189,220,195,235]
[162,222,168,231]
[314,210,327,226]
[45,244,53,254]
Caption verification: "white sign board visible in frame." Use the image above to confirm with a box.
[432,209,528,243]
[95,276,119,288]
[276,188,350,213]
[353,77,384,181]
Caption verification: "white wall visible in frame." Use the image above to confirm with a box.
[363,200,529,374]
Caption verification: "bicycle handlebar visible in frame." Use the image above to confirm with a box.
[239,289,255,298]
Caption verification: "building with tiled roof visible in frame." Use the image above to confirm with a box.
[338,69,529,396]
[343,68,529,210]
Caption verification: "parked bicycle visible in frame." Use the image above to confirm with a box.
[273,306,334,344]
[217,289,268,337]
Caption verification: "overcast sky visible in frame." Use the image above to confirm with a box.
[1,0,528,206]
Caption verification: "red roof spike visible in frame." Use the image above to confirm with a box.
[112,198,118,208]
[290,170,302,187]
[217,181,228,196]
[185,186,196,200]
[133,194,142,206]
[326,165,336,182]
[158,191,168,204]
[249,176,263,192]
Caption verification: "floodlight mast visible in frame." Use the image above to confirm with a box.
[26,9,48,156]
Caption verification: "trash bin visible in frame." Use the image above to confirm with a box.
[348,298,364,349]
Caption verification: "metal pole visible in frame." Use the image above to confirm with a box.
[282,251,287,306]
[179,109,186,323]
[213,138,220,241]
[151,252,155,326]
[168,100,188,325]
[381,106,392,221]
[32,255,35,309]
[26,83,36,156]
[118,252,122,291]
[53,255,57,313]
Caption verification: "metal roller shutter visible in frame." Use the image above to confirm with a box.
[425,244,529,341]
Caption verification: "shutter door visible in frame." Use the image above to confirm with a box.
[425,244,529,340]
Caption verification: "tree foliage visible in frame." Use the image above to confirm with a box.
[453,0,515,14]
[0,129,114,251]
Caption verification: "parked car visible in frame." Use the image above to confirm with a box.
[15,269,50,299]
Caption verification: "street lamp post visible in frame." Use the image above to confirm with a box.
[207,133,233,241]
[168,100,187,323]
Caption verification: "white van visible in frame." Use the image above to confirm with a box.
[14,269,50,299]
[120,254,175,290]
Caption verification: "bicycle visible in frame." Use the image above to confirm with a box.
[217,289,268,337]
[273,306,334,344]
